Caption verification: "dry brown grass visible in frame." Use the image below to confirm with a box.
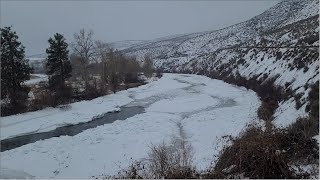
[107,137,198,179]
[208,123,317,179]
[211,126,295,178]
[147,139,195,179]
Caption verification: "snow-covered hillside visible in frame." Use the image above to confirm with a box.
[124,0,318,60]
[109,40,147,50]
[123,0,319,127]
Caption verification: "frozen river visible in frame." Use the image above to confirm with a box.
[1,73,260,178]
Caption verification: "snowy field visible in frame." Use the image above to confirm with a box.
[1,73,260,178]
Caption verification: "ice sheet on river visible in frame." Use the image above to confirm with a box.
[1,73,260,178]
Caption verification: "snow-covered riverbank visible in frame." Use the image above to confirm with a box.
[1,73,260,178]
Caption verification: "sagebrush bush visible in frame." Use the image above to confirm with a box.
[210,125,312,179]
[104,137,198,179]
[306,81,319,119]
[147,138,194,178]
[258,101,275,122]
[294,92,304,110]
[285,117,319,164]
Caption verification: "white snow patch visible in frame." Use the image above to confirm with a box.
[274,98,307,127]
[147,94,218,113]
[24,74,48,85]
[0,168,34,179]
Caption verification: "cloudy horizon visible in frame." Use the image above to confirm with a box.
[1,0,280,56]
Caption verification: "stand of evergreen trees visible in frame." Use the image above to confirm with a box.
[1,27,33,115]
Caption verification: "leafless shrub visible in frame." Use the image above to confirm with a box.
[143,54,154,78]
[59,104,72,111]
[147,138,194,178]
[306,81,319,119]
[285,117,319,164]
[155,70,163,78]
[294,92,304,110]
[210,125,313,179]
[84,84,102,99]
[257,101,274,122]
[30,90,56,109]
[107,136,197,179]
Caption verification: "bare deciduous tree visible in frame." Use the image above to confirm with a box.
[105,48,119,93]
[94,40,110,89]
[72,28,95,90]
[143,54,154,78]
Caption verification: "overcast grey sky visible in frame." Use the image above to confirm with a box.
[1,0,280,56]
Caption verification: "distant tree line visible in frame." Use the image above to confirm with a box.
[1,27,155,116]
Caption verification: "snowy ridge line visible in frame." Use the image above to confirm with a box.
[222,45,319,49]
[122,0,319,64]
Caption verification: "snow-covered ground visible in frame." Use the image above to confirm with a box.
[24,74,48,85]
[1,73,260,178]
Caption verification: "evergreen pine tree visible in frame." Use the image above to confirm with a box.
[1,27,33,114]
[46,33,72,102]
